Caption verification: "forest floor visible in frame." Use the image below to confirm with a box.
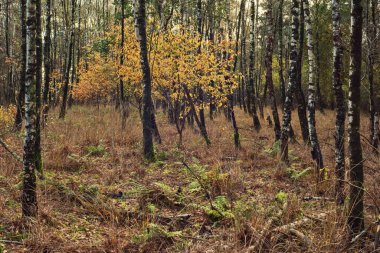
[0,105,379,253]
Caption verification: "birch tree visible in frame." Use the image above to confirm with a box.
[280,0,299,163]
[35,0,43,177]
[278,0,286,106]
[22,0,39,217]
[265,0,281,141]
[303,0,323,182]
[332,0,345,205]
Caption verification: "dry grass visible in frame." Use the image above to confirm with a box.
[0,105,378,252]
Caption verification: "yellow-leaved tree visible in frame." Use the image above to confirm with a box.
[73,23,239,144]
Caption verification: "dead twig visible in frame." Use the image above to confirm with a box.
[0,138,22,163]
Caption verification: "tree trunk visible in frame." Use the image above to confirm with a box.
[295,0,310,143]
[51,3,58,106]
[22,0,39,218]
[248,0,261,131]
[347,0,364,239]
[373,112,379,153]
[5,0,14,104]
[35,0,43,177]
[15,0,27,131]
[278,0,286,106]
[240,1,247,112]
[227,0,241,147]
[196,0,206,129]
[208,0,216,120]
[280,0,299,163]
[265,1,281,141]
[184,86,211,146]
[367,0,378,151]
[314,2,324,111]
[119,0,128,129]
[59,0,76,119]
[332,0,345,205]
[134,0,155,160]
[68,29,76,109]
[42,0,52,125]
[304,0,323,183]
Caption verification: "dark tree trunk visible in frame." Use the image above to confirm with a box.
[314,2,324,111]
[119,0,128,129]
[68,31,76,109]
[227,0,241,148]
[15,0,27,131]
[184,86,211,146]
[332,0,345,205]
[208,0,216,120]
[367,0,378,151]
[196,0,206,129]
[280,0,299,163]
[76,0,81,83]
[50,4,57,106]
[295,0,310,143]
[373,113,379,153]
[347,0,364,239]
[5,0,14,104]
[248,0,261,130]
[59,0,76,119]
[22,0,39,218]
[265,1,281,141]
[35,0,43,177]
[229,95,240,148]
[42,0,52,125]
[134,0,155,160]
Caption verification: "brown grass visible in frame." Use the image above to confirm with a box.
[0,105,378,252]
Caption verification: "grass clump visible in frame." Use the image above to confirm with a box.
[84,144,106,157]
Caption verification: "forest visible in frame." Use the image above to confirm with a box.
[0,0,379,252]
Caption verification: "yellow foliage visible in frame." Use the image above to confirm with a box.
[73,53,118,102]
[73,23,239,108]
[0,105,16,132]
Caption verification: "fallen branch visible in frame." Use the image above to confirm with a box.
[340,218,380,253]
[273,213,327,233]
[0,239,23,245]
[0,138,22,163]
[303,196,334,202]
[289,228,311,248]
